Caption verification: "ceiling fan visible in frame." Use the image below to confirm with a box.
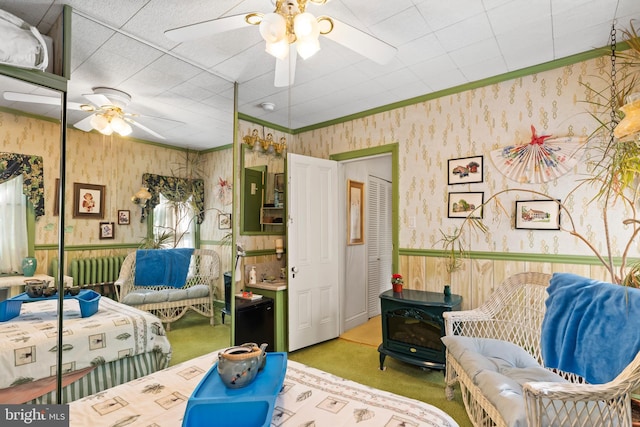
[165,0,397,87]
[3,87,166,139]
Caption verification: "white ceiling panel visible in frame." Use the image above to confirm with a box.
[0,0,638,150]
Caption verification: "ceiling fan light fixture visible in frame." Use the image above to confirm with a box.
[90,113,111,133]
[259,13,287,43]
[266,39,290,59]
[111,116,132,136]
[296,36,320,59]
[294,13,319,38]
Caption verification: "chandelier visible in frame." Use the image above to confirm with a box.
[88,107,133,137]
[243,128,287,156]
[246,0,332,60]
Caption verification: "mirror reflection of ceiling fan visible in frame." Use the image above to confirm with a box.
[3,87,167,139]
[165,0,397,87]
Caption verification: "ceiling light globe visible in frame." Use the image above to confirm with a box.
[98,125,114,136]
[90,113,110,132]
[259,13,286,43]
[293,13,319,39]
[111,116,132,136]
[265,39,290,60]
[296,37,320,59]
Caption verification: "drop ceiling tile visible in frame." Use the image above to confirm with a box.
[396,33,446,66]
[448,38,503,68]
[459,56,509,82]
[434,13,494,53]
[417,0,487,32]
[486,1,551,36]
[370,6,432,47]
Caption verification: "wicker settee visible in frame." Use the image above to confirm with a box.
[442,272,640,427]
[115,248,220,331]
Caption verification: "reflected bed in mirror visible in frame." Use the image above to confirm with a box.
[240,144,285,235]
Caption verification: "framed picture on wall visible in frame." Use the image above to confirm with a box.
[274,173,285,193]
[73,182,105,219]
[54,178,60,216]
[118,210,130,225]
[347,180,364,245]
[99,222,115,239]
[447,155,483,185]
[218,213,231,229]
[515,199,561,230]
[448,192,484,218]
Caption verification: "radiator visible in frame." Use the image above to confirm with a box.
[50,256,125,288]
[69,256,126,286]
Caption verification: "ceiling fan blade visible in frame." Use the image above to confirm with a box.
[130,120,166,140]
[73,114,95,132]
[165,13,250,42]
[3,91,60,105]
[3,91,85,110]
[321,18,397,65]
[83,93,112,108]
[274,46,297,87]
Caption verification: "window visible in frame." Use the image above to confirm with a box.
[152,193,196,248]
[0,174,28,274]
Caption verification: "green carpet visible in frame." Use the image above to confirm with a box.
[166,311,231,365]
[165,312,472,427]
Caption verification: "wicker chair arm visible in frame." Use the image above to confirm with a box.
[443,309,492,336]
[524,380,633,426]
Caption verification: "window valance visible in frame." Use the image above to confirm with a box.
[0,152,44,218]
[141,173,205,224]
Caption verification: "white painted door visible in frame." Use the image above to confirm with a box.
[287,153,339,351]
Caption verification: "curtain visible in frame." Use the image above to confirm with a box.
[0,175,28,273]
[140,173,204,224]
[0,152,45,218]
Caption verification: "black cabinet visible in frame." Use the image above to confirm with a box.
[378,289,462,370]
[235,296,275,352]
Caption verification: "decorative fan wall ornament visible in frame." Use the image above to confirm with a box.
[489,125,588,184]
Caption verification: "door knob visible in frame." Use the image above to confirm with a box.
[291,266,299,278]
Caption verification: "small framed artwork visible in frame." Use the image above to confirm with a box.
[448,192,484,218]
[118,210,130,225]
[447,155,484,185]
[54,178,60,216]
[218,213,232,230]
[347,180,364,245]
[99,222,115,239]
[73,182,105,219]
[274,173,285,193]
[515,199,561,230]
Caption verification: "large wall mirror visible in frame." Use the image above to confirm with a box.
[0,4,237,404]
[240,143,285,235]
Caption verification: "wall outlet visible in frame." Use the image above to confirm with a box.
[408,216,416,229]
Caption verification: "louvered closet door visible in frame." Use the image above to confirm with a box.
[367,175,392,317]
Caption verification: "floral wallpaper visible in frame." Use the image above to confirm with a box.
[289,56,636,261]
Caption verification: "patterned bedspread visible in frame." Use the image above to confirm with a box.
[69,350,458,426]
[0,296,171,390]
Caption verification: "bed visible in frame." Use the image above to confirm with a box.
[0,295,171,404]
[69,349,458,427]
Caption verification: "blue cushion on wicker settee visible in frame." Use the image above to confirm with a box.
[442,336,566,427]
[122,286,209,306]
[186,284,209,298]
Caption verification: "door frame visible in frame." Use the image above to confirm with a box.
[330,143,399,333]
